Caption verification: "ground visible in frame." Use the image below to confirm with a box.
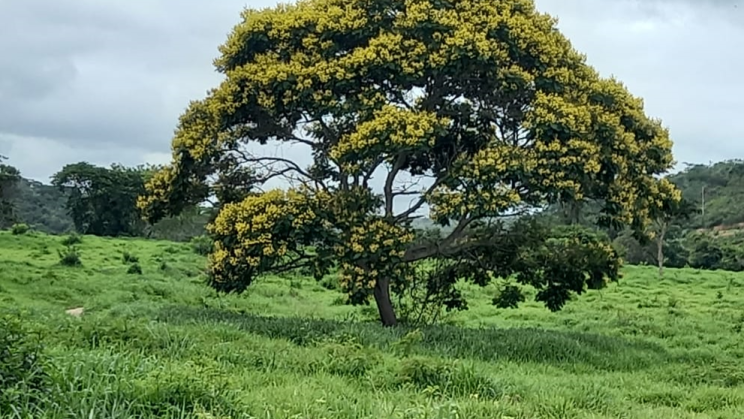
[1,231,744,418]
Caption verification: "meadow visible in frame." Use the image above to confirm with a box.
[2,230,744,418]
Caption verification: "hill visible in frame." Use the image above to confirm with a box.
[669,159,744,230]
[2,230,744,418]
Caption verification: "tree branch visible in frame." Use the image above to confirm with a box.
[362,156,384,188]
[287,135,318,149]
[384,154,407,218]
[392,190,421,196]
[234,150,326,189]
[384,82,415,110]
[394,176,446,222]
[271,254,313,274]
[403,215,475,262]
[392,176,424,196]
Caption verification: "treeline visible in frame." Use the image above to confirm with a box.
[615,229,744,271]
[0,158,210,242]
[3,156,744,272]
[546,159,744,272]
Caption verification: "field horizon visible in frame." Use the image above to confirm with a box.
[2,230,744,418]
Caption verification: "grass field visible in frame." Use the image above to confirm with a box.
[2,230,744,418]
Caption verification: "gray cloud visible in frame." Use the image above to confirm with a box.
[0,0,742,182]
[536,0,744,168]
[0,0,264,180]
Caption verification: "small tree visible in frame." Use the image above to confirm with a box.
[647,198,698,277]
[140,0,679,326]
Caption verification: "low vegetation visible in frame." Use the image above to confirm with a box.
[2,231,744,418]
[2,0,744,417]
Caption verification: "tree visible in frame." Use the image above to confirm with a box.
[52,163,150,237]
[0,155,21,228]
[140,0,679,326]
[647,198,698,277]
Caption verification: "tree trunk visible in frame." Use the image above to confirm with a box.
[373,277,398,327]
[657,225,666,278]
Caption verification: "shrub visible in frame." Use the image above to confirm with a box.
[58,246,82,266]
[122,251,139,264]
[191,235,213,256]
[127,263,143,275]
[11,223,30,235]
[394,260,467,326]
[0,313,52,412]
[60,233,83,246]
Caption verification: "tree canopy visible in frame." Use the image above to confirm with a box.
[140,0,679,326]
[52,163,153,237]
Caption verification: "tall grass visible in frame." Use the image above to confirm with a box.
[1,231,744,418]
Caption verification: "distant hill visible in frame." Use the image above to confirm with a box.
[669,160,744,229]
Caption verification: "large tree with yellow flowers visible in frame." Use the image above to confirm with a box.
[139,0,679,326]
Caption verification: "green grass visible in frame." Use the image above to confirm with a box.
[2,231,744,418]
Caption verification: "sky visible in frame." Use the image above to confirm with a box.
[0,0,742,183]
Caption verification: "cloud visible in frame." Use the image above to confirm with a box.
[0,0,266,180]
[0,134,151,182]
[536,0,744,168]
[0,0,741,182]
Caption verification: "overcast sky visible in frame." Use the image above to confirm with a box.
[0,0,742,182]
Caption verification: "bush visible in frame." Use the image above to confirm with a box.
[58,246,82,266]
[127,263,143,275]
[394,261,467,326]
[0,313,52,412]
[612,230,655,266]
[122,251,139,264]
[191,235,213,256]
[60,233,83,246]
[685,235,744,272]
[11,223,30,235]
